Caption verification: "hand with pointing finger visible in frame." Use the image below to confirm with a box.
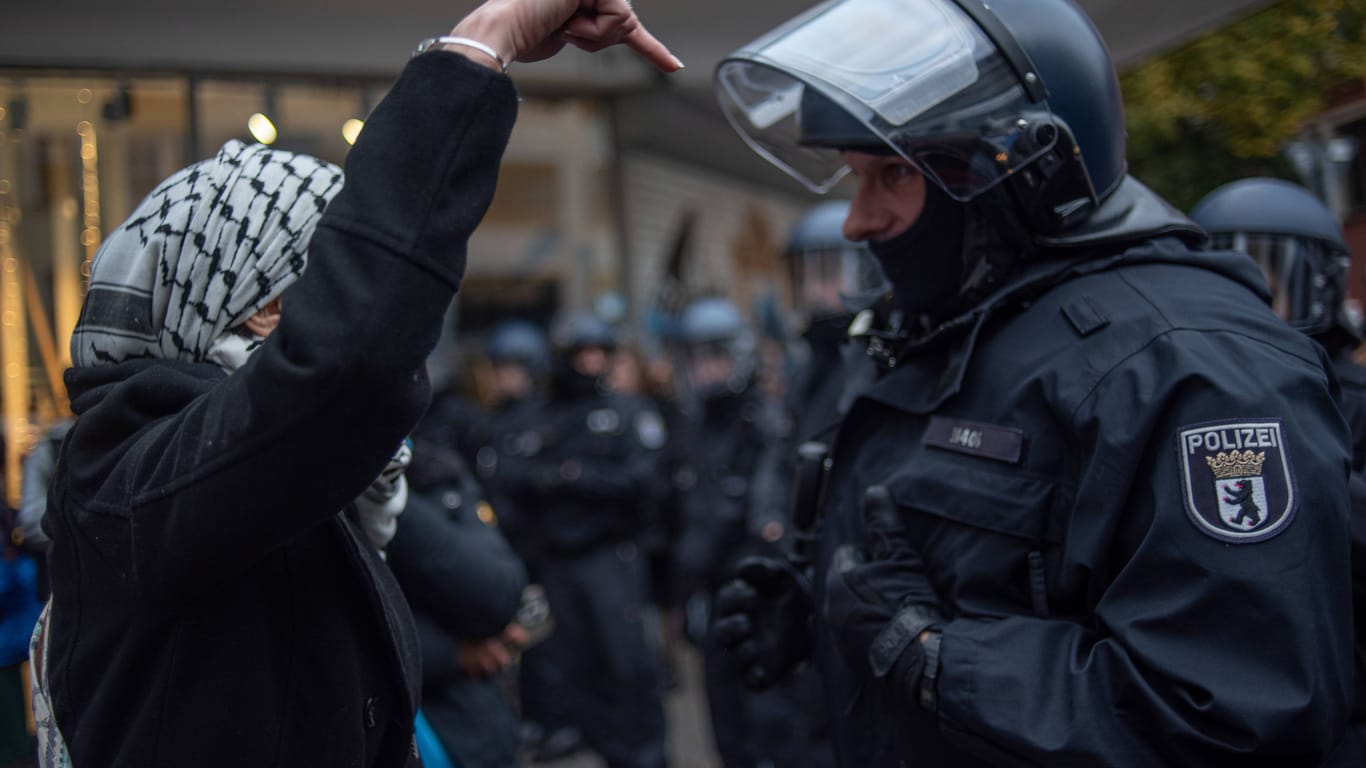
[447,0,683,74]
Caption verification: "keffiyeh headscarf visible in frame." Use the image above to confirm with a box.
[70,140,344,368]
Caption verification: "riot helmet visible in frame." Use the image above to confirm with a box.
[715,0,1127,236]
[487,320,550,374]
[552,310,620,394]
[678,297,756,403]
[1191,177,1355,340]
[486,320,550,403]
[787,200,889,318]
[554,311,620,354]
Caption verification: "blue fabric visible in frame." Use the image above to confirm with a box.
[414,710,457,768]
[0,553,41,666]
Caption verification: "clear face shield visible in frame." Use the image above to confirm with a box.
[794,244,890,316]
[1213,232,1348,334]
[716,0,1056,201]
[683,336,756,401]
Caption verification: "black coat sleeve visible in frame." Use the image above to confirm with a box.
[62,53,519,600]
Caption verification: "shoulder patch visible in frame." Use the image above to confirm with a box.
[1176,419,1297,543]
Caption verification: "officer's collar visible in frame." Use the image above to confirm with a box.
[855,238,1202,415]
[1037,175,1206,251]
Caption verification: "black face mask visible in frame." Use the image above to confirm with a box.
[867,182,967,320]
[553,358,602,401]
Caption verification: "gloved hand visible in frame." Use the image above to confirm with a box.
[823,486,944,710]
[711,555,814,690]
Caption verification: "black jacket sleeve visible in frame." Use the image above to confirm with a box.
[61,53,519,601]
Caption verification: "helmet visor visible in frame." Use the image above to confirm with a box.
[1213,232,1348,333]
[794,245,889,313]
[716,0,1054,200]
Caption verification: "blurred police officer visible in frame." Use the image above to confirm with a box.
[462,319,580,761]
[1191,178,1366,468]
[711,0,1355,765]
[526,312,669,768]
[781,201,886,440]
[1191,177,1366,765]
[473,319,553,551]
[668,298,807,767]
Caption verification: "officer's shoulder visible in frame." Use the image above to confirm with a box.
[1041,253,1313,358]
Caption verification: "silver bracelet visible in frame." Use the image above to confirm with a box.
[413,35,508,73]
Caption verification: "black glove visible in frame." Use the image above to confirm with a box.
[823,486,944,710]
[711,555,814,690]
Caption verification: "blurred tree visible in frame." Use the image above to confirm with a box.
[1121,0,1366,210]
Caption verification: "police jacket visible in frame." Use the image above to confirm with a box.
[674,388,784,598]
[43,52,517,768]
[815,179,1354,766]
[527,384,665,556]
[472,396,553,566]
[1329,348,1366,761]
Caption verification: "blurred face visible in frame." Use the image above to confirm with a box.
[491,361,531,401]
[607,352,645,395]
[841,151,928,243]
[798,252,846,315]
[571,346,611,378]
[687,343,736,392]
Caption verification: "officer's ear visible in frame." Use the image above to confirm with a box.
[242,297,283,337]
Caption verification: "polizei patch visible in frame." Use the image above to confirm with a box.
[1177,420,1297,543]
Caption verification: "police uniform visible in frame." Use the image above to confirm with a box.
[808,214,1355,764]
[674,386,800,767]
[1190,176,1366,765]
[711,0,1356,764]
[531,383,668,768]
[1334,349,1366,767]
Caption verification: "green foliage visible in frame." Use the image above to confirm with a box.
[1121,0,1366,210]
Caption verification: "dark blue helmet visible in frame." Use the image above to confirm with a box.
[717,0,1126,235]
[554,311,619,352]
[788,200,859,253]
[787,201,887,314]
[486,320,550,375]
[680,298,746,345]
[1191,178,1347,250]
[678,298,756,401]
[1191,177,1352,339]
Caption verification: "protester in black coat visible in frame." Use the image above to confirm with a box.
[35,4,680,766]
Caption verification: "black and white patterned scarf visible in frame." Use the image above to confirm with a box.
[70,140,344,368]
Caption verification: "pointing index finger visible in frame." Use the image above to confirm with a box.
[624,21,683,72]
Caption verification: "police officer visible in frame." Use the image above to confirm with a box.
[782,201,886,441]
[1190,178,1366,467]
[668,298,810,767]
[1191,178,1366,765]
[463,320,580,761]
[526,311,669,768]
[711,0,1355,764]
[473,319,554,549]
